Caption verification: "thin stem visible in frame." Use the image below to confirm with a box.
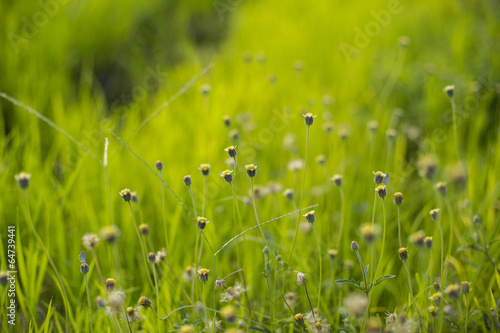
[403,260,423,324]
[162,259,193,304]
[122,305,132,333]
[128,202,153,288]
[335,186,345,250]
[437,219,445,333]
[152,263,161,330]
[91,248,104,283]
[369,191,378,282]
[85,274,93,333]
[188,185,197,217]
[355,249,370,332]
[23,191,71,330]
[202,176,207,216]
[397,205,402,248]
[374,198,387,280]
[289,125,310,262]
[193,230,200,301]
[160,171,169,251]
[312,223,322,314]
[464,294,469,333]
[303,281,315,318]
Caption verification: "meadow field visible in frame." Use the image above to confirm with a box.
[1,0,500,332]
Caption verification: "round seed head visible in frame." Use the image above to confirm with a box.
[398,248,409,261]
[199,163,211,176]
[315,155,326,165]
[296,272,307,285]
[0,271,8,287]
[433,282,440,291]
[222,115,232,127]
[183,175,192,186]
[220,170,233,183]
[429,208,440,221]
[14,172,31,189]
[303,113,316,126]
[155,160,163,171]
[197,216,209,230]
[375,185,387,198]
[328,249,338,260]
[198,268,210,283]
[105,278,116,293]
[156,248,167,262]
[138,296,152,308]
[215,278,227,290]
[225,146,237,158]
[119,189,132,202]
[443,85,455,98]
[461,281,471,294]
[245,164,257,177]
[303,210,316,223]
[351,241,359,251]
[332,174,343,186]
[147,252,156,263]
[393,192,403,206]
[80,263,90,274]
[138,224,150,236]
[82,233,100,250]
[294,313,304,326]
[435,181,447,196]
[425,236,433,249]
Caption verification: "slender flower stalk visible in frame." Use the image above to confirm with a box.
[369,191,377,282]
[399,248,424,327]
[157,162,169,251]
[333,176,345,251]
[394,192,404,248]
[373,196,387,280]
[149,254,161,331]
[352,242,370,332]
[80,261,93,333]
[304,211,322,314]
[90,248,104,283]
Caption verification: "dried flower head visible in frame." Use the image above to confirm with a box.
[429,208,440,221]
[332,174,343,186]
[296,272,307,286]
[386,129,397,140]
[100,225,121,244]
[197,216,209,230]
[385,310,397,324]
[393,192,403,206]
[82,233,100,250]
[138,224,150,236]
[303,113,316,126]
[245,164,257,177]
[198,268,210,283]
[105,278,116,293]
[14,172,31,189]
[138,296,152,308]
[220,170,233,183]
[344,260,354,270]
[109,290,126,307]
[183,175,192,186]
[443,305,455,317]
[435,181,447,196]
[215,278,227,290]
[229,129,240,141]
[131,191,139,202]
[225,146,237,158]
[303,210,316,223]
[220,283,246,302]
[195,164,210,178]
[119,189,132,202]
[443,85,455,98]
[155,248,167,263]
[375,185,387,198]
[398,248,409,261]
[461,281,471,294]
[344,292,368,317]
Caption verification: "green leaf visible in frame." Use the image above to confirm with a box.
[456,245,484,253]
[373,275,396,286]
[364,264,369,276]
[249,326,268,332]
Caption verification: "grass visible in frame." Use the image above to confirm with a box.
[1,0,500,332]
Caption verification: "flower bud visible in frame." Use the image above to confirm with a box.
[183,175,192,186]
[433,282,440,291]
[351,241,359,251]
[138,296,152,308]
[15,172,31,189]
[199,164,211,176]
[147,252,156,263]
[222,115,231,127]
[445,284,460,299]
[225,146,237,158]
[197,216,209,230]
[80,263,90,274]
[294,313,304,326]
[221,305,236,323]
[95,296,105,309]
[443,85,455,98]
[429,208,440,221]
[375,185,387,198]
[425,236,433,249]
[220,170,233,183]
[398,248,409,261]
[119,189,132,202]
[332,174,343,186]
[303,210,316,223]
[428,305,439,317]
[155,160,163,171]
[198,268,210,283]
[283,189,294,201]
[373,171,386,184]
[393,192,403,206]
[245,164,257,177]
[138,224,150,236]
[105,278,116,293]
[303,113,316,126]
[435,181,447,196]
[315,155,326,165]
[328,249,338,260]
[200,84,211,96]
[461,281,471,294]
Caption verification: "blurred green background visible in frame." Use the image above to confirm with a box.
[1,0,500,331]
